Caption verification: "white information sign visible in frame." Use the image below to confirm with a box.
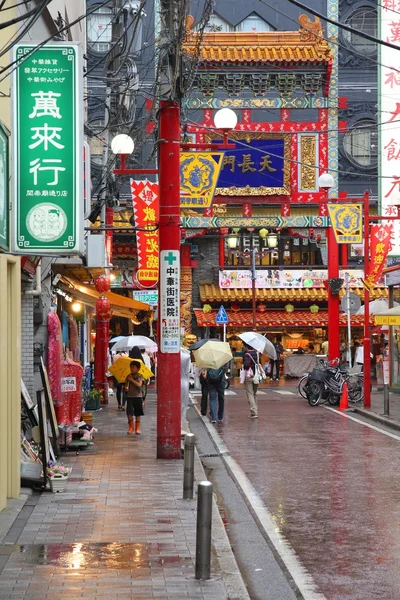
[380,5,400,255]
[160,250,180,354]
[133,289,159,305]
[61,376,76,392]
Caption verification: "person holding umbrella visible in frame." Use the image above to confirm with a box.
[242,342,260,418]
[238,332,277,419]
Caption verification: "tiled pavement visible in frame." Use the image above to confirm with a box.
[0,392,235,600]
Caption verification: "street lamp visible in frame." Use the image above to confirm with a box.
[318,172,340,363]
[111,133,135,155]
[213,108,238,145]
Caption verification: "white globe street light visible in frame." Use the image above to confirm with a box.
[111,134,135,155]
[317,172,334,190]
[213,108,238,131]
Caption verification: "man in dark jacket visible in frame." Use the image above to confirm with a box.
[272,338,284,381]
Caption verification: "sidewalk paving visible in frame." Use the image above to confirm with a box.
[355,387,400,430]
[0,390,248,600]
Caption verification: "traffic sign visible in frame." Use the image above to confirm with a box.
[216,305,228,325]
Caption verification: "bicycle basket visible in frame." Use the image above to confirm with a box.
[310,368,327,382]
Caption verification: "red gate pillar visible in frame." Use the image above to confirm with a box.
[327,227,340,362]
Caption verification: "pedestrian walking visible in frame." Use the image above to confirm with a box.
[243,343,260,418]
[271,338,284,381]
[124,360,144,435]
[207,366,225,424]
[200,368,209,416]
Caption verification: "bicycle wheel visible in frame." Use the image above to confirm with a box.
[347,375,364,403]
[298,375,310,399]
[307,381,322,406]
[328,392,340,405]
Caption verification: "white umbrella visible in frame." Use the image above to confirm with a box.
[112,335,158,353]
[110,336,125,344]
[239,332,277,360]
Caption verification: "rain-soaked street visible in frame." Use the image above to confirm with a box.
[191,384,400,600]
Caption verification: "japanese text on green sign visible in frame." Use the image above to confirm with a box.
[12,44,83,254]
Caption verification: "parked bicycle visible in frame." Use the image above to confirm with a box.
[298,358,364,406]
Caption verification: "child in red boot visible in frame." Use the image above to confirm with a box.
[124,360,144,434]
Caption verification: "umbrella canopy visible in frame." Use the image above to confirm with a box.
[109,357,153,383]
[193,341,232,369]
[110,336,125,344]
[238,332,277,360]
[189,338,220,351]
[112,335,158,353]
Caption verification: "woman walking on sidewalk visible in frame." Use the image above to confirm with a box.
[125,360,144,435]
[243,343,260,418]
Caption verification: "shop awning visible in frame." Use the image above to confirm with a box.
[199,282,388,303]
[60,276,150,320]
[194,308,373,328]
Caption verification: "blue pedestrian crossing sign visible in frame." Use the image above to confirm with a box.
[216,305,228,325]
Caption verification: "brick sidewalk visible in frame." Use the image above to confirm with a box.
[0,391,237,600]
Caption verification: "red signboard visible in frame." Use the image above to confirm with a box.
[130,180,159,288]
[365,223,393,288]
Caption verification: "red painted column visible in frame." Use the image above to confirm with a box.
[157,100,181,459]
[219,228,228,267]
[327,226,340,362]
[363,192,371,408]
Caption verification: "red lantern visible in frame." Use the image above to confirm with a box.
[95,275,111,294]
[96,296,112,320]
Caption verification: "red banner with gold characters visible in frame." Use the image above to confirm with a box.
[364,223,393,289]
[130,180,159,288]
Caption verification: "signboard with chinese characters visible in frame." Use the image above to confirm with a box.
[11,44,83,254]
[364,223,393,288]
[380,5,400,256]
[131,180,159,287]
[133,289,159,305]
[0,123,9,251]
[219,268,385,289]
[180,152,224,207]
[208,134,290,196]
[160,250,180,354]
[327,204,362,244]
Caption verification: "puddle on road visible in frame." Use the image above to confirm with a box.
[0,543,192,570]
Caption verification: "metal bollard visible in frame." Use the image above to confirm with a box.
[195,481,213,580]
[383,383,390,417]
[183,433,195,500]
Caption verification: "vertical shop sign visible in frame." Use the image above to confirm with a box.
[11,43,83,254]
[0,123,9,251]
[131,180,159,287]
[160,250,180,353]
[364,223,393,288]
[380,4,400,255]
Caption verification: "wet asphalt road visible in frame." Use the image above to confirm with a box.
[192,385,400,600]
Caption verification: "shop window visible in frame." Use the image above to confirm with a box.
[343,8,377,56]
[343,119,378,168]
[225,233,322,267]
[235,13,275,32]
[87,7,113,52]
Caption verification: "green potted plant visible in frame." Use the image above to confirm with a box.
[85,388,103,411]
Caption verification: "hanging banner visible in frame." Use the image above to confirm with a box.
[11,43,83,254]
[0,123,9,251]
[380,2,400,256]
[180,152,224,208]
[130,180,159,287]
[327,204,362,244]
[364,223,393,289]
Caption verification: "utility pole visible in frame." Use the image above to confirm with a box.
[157,0,183,459]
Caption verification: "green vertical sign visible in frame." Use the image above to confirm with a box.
[0,123,9,251]
[12,44,83,254]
